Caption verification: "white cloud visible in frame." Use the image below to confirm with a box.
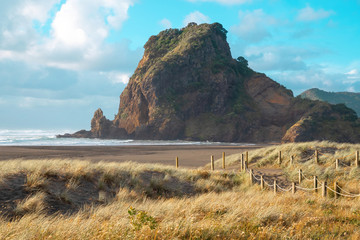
[0,0,137,72]
[266,62,360,95]
[244,45,325,71]
[347,86,355,92]
[346,69,358,75]
[159,18,172,29]
[231,9,276,42]
[187,0,251,5]
[183,11,210,26]
[101,72,131,84]
[270,67,349,95]
[345,69,360,82]
[297,5,334,22]
[0,0,140,129]
[0,0,59,51]
[19,0,57,22]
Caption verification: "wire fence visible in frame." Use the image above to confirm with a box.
[201,150,359,199]
[247,166,360,199]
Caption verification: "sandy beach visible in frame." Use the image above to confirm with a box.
[0,144,269,168]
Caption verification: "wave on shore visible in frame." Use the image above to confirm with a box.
[0,130,249,146]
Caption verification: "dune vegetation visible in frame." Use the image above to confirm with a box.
[1,141,360,239]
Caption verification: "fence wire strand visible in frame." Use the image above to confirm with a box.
[276,184,292,192]
[263,180,274,187]
[326,186,360,198]
[301,172,313,182]
[336,185,360,196]
[295,185,320,191]
[251,172,261,181]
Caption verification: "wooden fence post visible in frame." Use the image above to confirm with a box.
[299,169,302,184]
[356,151,359,168]
[278,151,282,165]
[314,176,318,193]
[274,180,277,195]
[246,151,249,163]
[249,169,253,185]
[315,150,318,164]
[211,155,214,171]
[334,181,339,199]
[290,155,294,166]
[222,152,225,169]
[335,159,339,169]
[260,175,264,190]
[176,156,179,168]
[245,160,248,170]
[292,182,296,194]
[240,156,243,172]
[241,154,244,172]
[322,181,327,198]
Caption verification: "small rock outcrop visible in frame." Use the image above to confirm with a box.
[61,23,360,143]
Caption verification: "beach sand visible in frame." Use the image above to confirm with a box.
[0,144,269,168]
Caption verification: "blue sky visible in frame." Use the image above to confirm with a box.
[0,0,359,130]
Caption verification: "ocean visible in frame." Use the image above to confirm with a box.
[0,129,246,146]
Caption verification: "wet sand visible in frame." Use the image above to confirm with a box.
[0,144,269,168]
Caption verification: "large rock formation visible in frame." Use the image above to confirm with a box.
[61,23,360,143]
[300,88,360,116]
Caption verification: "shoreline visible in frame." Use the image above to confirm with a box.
[0,144,270,168]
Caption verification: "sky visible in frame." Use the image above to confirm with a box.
[0,0,359,130]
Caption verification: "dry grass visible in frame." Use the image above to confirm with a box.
[1,142,360,239]
[216,141,360,168]
[214,141,360,188]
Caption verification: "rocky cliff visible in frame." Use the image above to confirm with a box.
[300,88,360,116]
[61,23,360,143]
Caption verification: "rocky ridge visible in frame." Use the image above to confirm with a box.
[61,23,360,143]
[300,88,360,116]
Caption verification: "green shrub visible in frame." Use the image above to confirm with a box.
[128,207,158,230]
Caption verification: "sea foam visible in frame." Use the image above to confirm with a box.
[0,129,247,146]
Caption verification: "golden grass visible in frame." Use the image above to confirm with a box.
[213,141,360,189]
[2,184,360,239]
[1,142,360,239]
[14,192,47,216]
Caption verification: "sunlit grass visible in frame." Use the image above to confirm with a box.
[1,141,360,239]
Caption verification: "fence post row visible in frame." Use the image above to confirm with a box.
[211,155,214,171]
[222,152,225,169]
